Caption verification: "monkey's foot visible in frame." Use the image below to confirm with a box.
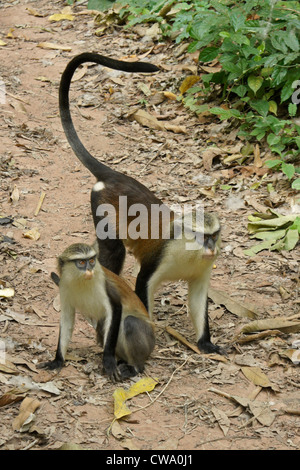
[197,339,224,355]
[117,362,138,379]
[37,359,64,370]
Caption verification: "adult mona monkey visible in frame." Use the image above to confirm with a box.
[59,52,222,355]
[38,243,155,381]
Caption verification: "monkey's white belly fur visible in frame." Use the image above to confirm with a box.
[62,276,112,325]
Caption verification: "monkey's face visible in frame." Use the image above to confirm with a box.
[75,257,96,280]
[202,230,221,258]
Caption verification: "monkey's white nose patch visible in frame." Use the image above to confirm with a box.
[93,181,106,192]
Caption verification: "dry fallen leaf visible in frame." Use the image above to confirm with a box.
[211,406,231,436]
[120,438,140,450]
[209,387,275,427]
[37,42,72,51]
[12,397,41,431]
[279,348,300,365]
[0,359,19,375]
[0,391,25,407]
[132,109,164,131]
[58,443,85,450]
[201,148,224,171]
[111,420,126,440]
[10,185,20,204]
[73,64,88,82]
[248,401,275,426]
[241,366,273,389]
[164,123,187,134]
[10,101,27,114]
[240,318,300,335]
[208,288,258,319]
[253,143,262,168]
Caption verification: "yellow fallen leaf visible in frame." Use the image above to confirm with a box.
[48,13,74,22]
[179,75,200,95]
[37,42,72,51]
[113,377,159,420]
[163,91,178,100]
[35,76,51,83]
[113,388,131,420]
[125,377,158,399]
[0,40,7,46]
[23,227,40,241]
[26,7,44,17]
[7,28,16,39]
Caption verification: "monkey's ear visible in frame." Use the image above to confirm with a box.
[51,272,60,286]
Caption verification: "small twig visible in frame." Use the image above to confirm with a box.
[2,320,9,333]
[196,435,258,448]
[165,325,201,354]
[131,359,188,414]
[113,127,141,142]
[5,90,29,105]
[22,438,39,450]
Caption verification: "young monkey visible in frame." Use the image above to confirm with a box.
[59,52,222,354]
[38,243,155,381]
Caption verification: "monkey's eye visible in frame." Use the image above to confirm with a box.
[89,258,96,266]
[213,231,220,241]
[75,259,86,269]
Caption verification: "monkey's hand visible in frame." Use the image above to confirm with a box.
[102,355,122,382]
[37,359,64,370]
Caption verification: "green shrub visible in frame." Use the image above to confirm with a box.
[90,0,300,186]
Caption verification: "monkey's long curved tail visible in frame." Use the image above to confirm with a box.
[59,52,159,180]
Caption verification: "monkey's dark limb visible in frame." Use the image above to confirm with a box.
[196,298,221,354]
[96,238,126,275]
[37,332,66,370]
[102,300,123,381]
[117,362,139,379]
[37,359,64,370]
[135,257,162,310]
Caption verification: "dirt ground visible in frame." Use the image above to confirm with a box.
[0,0,299,451]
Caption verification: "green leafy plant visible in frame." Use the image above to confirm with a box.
[90,0,300,189]
[244,211,300,255]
